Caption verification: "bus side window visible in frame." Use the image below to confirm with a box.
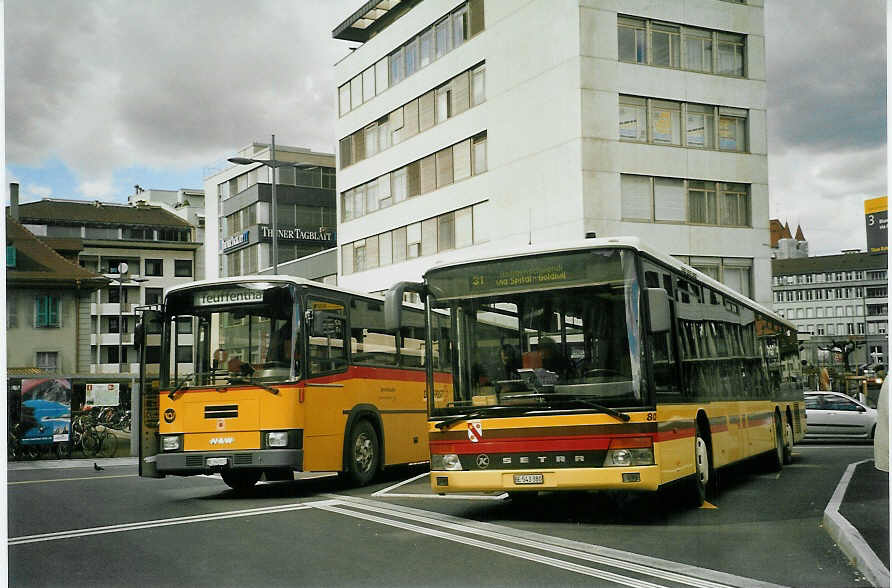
[399,309,426,368]
[349,298,397,366]
[308,300,348,375]
[644,266,681,398]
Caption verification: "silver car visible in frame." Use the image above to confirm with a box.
[804,391,877,440]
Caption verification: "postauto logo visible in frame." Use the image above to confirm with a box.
[209,437,235,446]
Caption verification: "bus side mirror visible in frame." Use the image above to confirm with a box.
[645,288,671,333]
[385,281,426,332]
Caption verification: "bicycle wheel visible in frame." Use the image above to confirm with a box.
[8,434,17,461]
[81,430,100,458]
[98,430,117,458]
[54,441,72,459]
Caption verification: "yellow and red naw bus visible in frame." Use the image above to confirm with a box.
[136,277,430,491]
[384,237,806,505]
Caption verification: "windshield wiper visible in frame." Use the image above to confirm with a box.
[544,394,631,422]
[250,378,279,395]
[434,406,534,430]
[167,373,196,400]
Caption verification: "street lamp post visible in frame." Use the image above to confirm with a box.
[228,134,317,275]
[109,264,148,374]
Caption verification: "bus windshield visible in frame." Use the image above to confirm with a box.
[161,283,298,388]
[427,248,647,417]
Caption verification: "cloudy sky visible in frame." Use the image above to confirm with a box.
[4,0,887,256]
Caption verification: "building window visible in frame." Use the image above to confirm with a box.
[675,256,752,298]
[342,204,482,275]
[622,174,751,228]
[174,260,193,277]
[618,16,745,78]
[341,133,486,222]
[619,96,647,142]
[145,259,163,276]
[650,23,681,68]
[36,352,59,372]
[620,96,747,152]
[684,27,713,73]
[35,295,60,328]
[618,17,646,63]
[339,64,485,170]
[108,316,120,334]
[145,288,163,305]
[337,1,483,118]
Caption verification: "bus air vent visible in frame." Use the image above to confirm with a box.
[186,456,203,467]
[234,454,253,465]
[205,404,238,419]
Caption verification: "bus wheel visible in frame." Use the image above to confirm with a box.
[782,421,794,465]
[221,469,262,492]
[766,414,784,472]
[345,420,379,486]
[689,428,710,508]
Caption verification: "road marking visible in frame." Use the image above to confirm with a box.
[324,500,750,588]
[9,499,338,546]
[8,474,135,485]
[326,495,786,588]
[372,471,428,495]
[316,503,664,588]
[372,471,508,500]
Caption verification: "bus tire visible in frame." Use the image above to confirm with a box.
[345,420,379,487]
[782,420,794,465]
[766,413,784,472]
[688,426,710,508]
[221,469,262,492]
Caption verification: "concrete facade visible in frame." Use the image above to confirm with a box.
[11,198,202,379]
[203,142,336,280]
[333,0,770,306]
[772,252,889,376]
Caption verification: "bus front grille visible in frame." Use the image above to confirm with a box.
[205,404,238,419]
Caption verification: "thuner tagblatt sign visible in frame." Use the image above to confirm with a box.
[865,196,888,254]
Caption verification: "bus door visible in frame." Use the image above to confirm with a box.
[302,298,349,471]
[137,309,165,478]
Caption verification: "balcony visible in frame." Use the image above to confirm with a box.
[90,363,139,375]
[91,303,137,316]
[91,333,134,346]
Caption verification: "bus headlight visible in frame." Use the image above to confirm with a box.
[431,453,463,471]
[603,437,654,467]
[267,431,288,448]
[161,435,181,451]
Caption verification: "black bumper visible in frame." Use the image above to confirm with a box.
[155,449,303,476]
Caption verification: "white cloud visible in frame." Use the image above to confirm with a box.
[23,184,53,200]
[78,178,116,199]
[769,144,887,255]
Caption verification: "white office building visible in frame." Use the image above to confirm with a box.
[333,0,770,306]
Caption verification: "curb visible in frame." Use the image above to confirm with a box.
[8,457,137,471]
[822,459,890,588]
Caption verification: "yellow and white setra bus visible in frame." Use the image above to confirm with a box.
[384,237,806,505]
[136,276,431,490]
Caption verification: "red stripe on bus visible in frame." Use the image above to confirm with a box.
[654,427,696,442]
[430,433,664,455]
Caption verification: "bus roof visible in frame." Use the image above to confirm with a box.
[163,275,398,306]
[422,237,793,330]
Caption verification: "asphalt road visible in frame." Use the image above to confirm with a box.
[8,444,874,587]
